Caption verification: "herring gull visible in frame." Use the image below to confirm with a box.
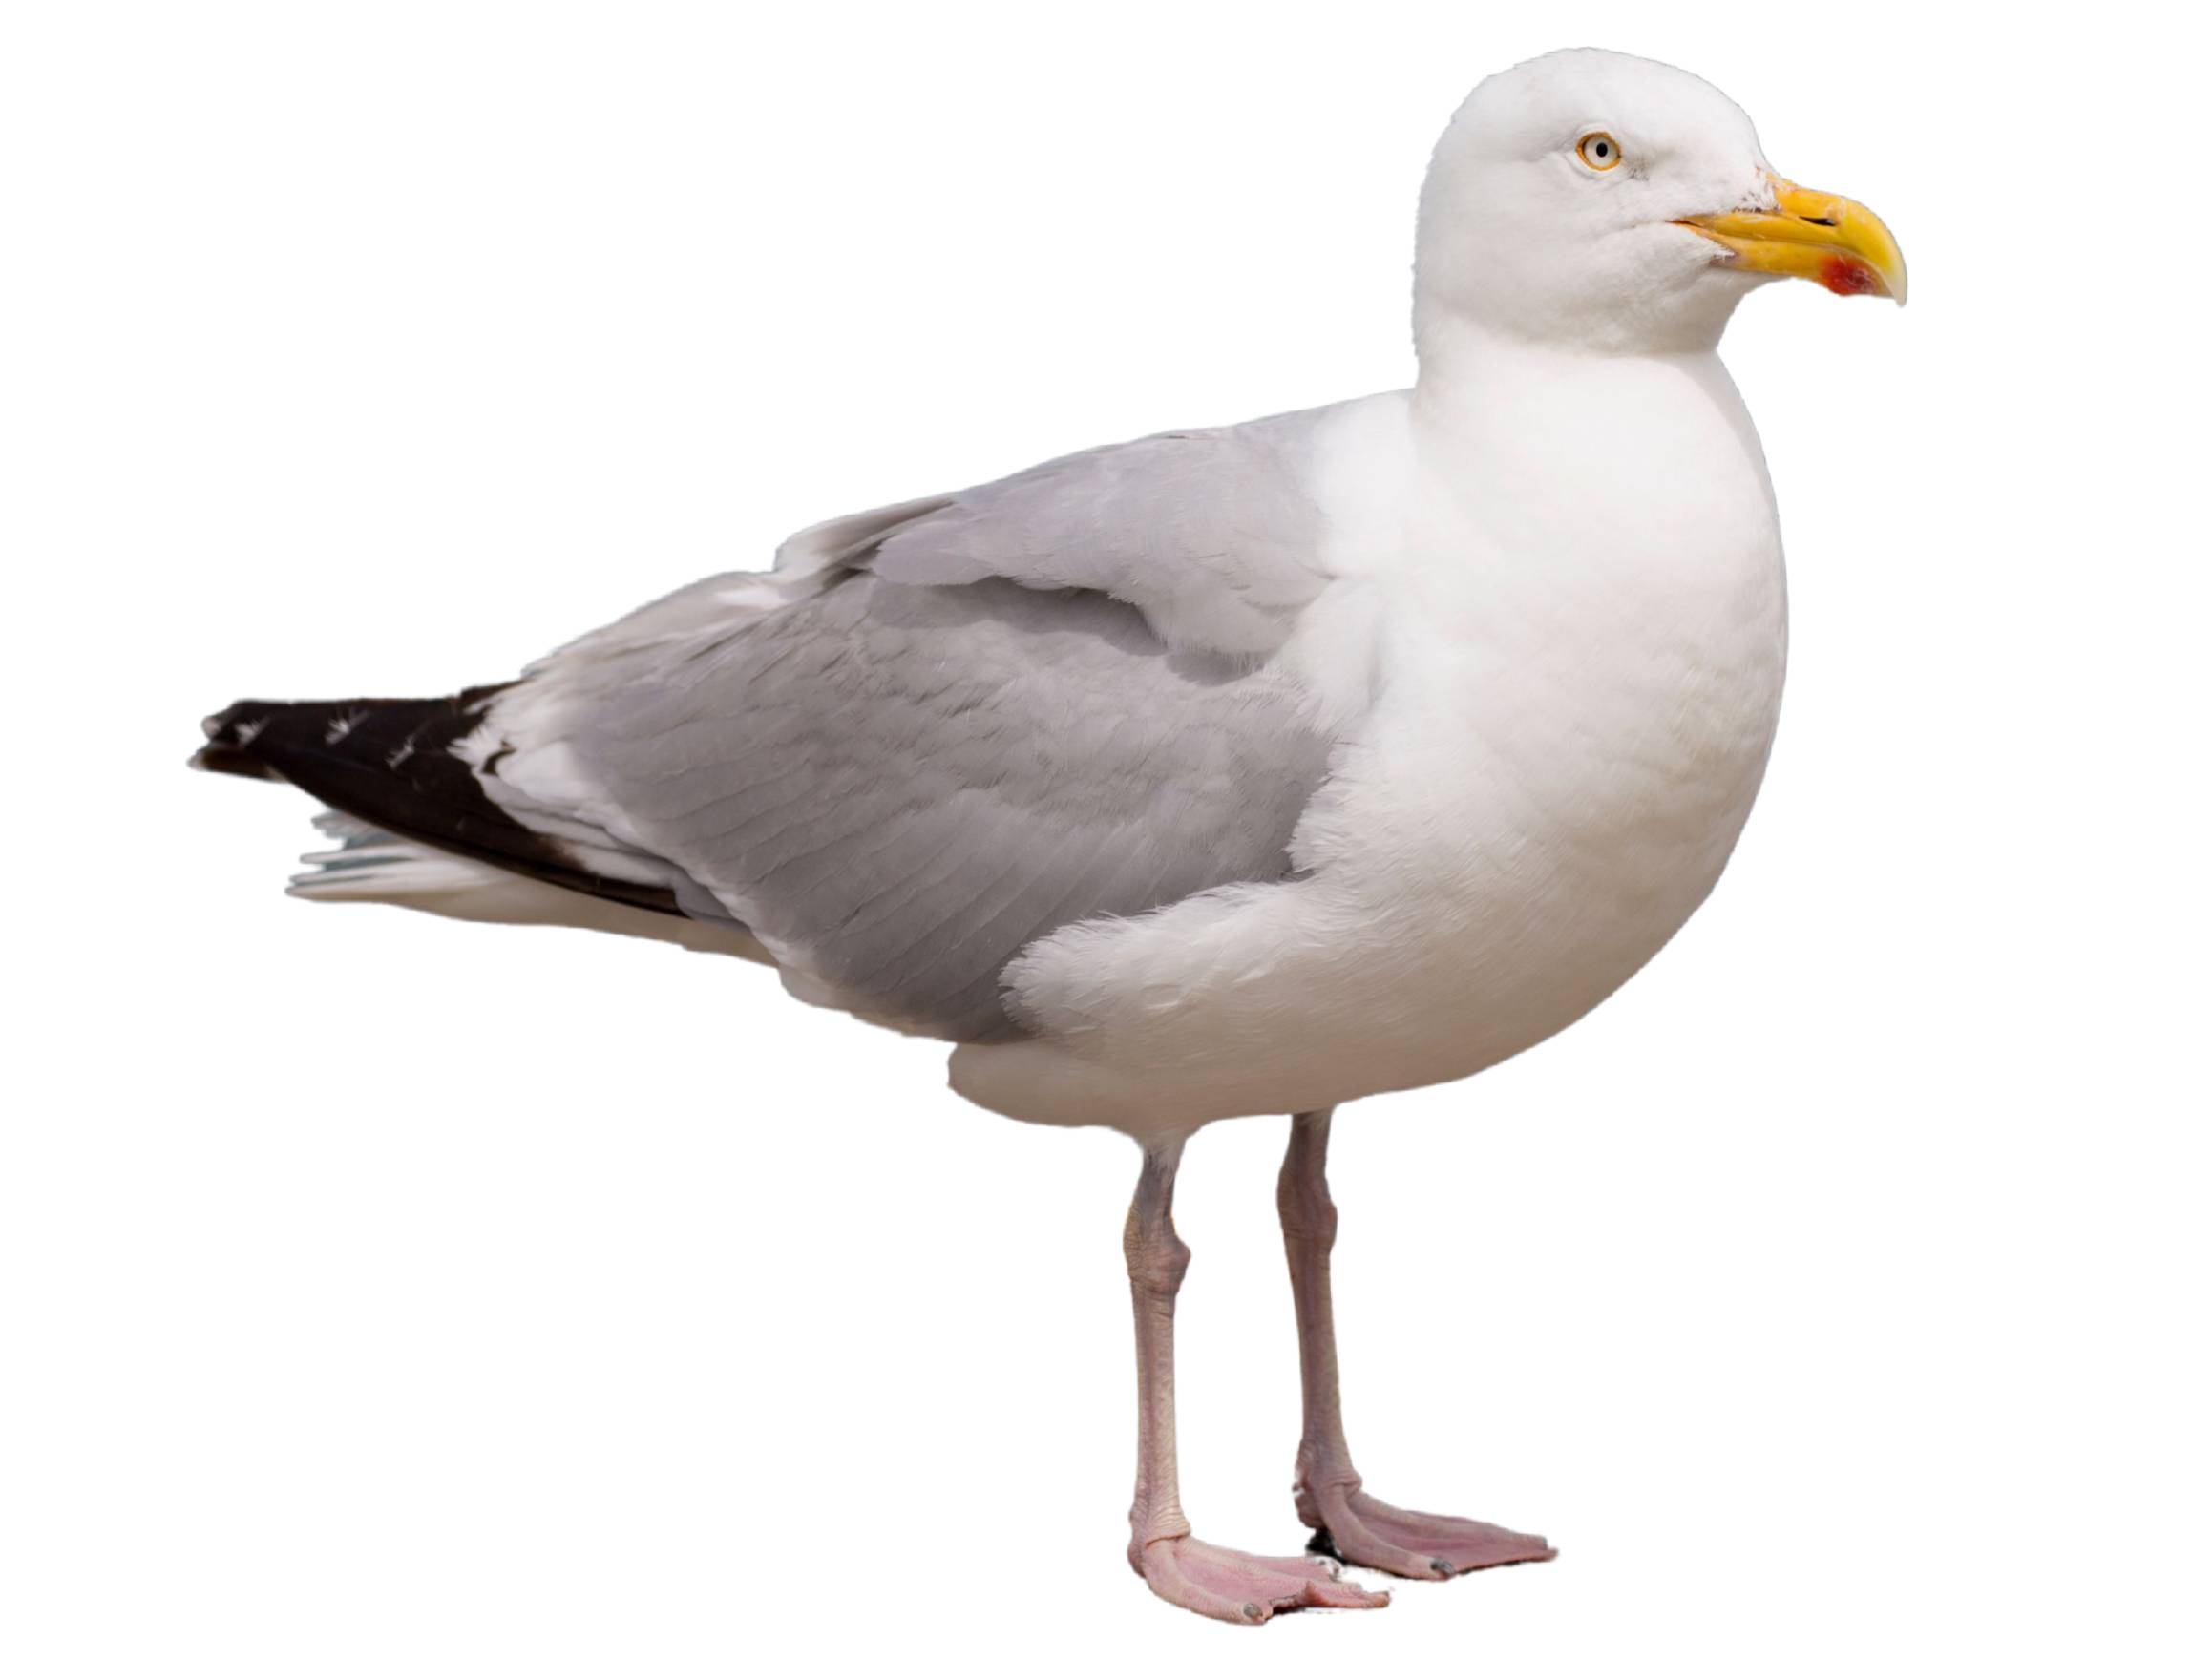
[192,47,1905,1623]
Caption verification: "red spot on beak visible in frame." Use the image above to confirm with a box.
[1821,255,1879,297]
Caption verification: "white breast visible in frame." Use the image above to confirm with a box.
[959,356,1786,1136]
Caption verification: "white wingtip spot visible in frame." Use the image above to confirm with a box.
[325,710,363,745]
[449,724,502,769]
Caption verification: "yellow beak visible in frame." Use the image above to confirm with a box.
[1677,176,1907,304]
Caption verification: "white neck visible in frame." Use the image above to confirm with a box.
[1410,283,1751,399]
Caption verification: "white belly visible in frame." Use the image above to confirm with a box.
[957,358,1787,1136]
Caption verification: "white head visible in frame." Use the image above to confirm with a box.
[1414,49,1905,360]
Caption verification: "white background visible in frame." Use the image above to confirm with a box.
[4,3,2206,1654]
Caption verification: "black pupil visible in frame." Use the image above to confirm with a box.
[1594,141,1609,158]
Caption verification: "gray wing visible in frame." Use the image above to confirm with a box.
[855,410,1330,656]
[475,410,1339,1041]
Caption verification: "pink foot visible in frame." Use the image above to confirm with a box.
[1301,1481,1556,1580]
[1135,1535,1391,1624]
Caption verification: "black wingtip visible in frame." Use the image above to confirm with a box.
[188,684,687,920]
[189,744,279,779]
[191,700,284,780]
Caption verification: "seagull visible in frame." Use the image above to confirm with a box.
[193,47,1904,1624]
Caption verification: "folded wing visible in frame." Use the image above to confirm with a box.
[211,410,1344,1042]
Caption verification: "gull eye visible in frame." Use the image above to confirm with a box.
[1577,132,1622,172]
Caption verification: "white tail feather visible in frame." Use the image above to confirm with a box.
[287,813,769,961]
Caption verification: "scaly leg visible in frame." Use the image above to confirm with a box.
[1279,1108,1557,1579]
[1125,1136,1389,1623]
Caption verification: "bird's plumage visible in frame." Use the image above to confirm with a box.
[200,412,1344,1044]
[190,43,1886,1140]
[483,570,1334,1042]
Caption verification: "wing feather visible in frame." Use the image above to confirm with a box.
[468,413,1346,1040]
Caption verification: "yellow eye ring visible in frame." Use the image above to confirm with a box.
[1577,132,1622,171]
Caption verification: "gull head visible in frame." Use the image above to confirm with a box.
[1414,48,1906,358]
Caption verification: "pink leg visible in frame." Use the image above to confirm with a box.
[1125,1138,1390,1624]
[1279,1108,1557,1580]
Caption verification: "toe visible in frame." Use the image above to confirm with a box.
[1295,1572,1391,1611]
[1345,1492,1557,1572]
[1139,1537,1390,1621]
[1311,1492,1457,1579]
